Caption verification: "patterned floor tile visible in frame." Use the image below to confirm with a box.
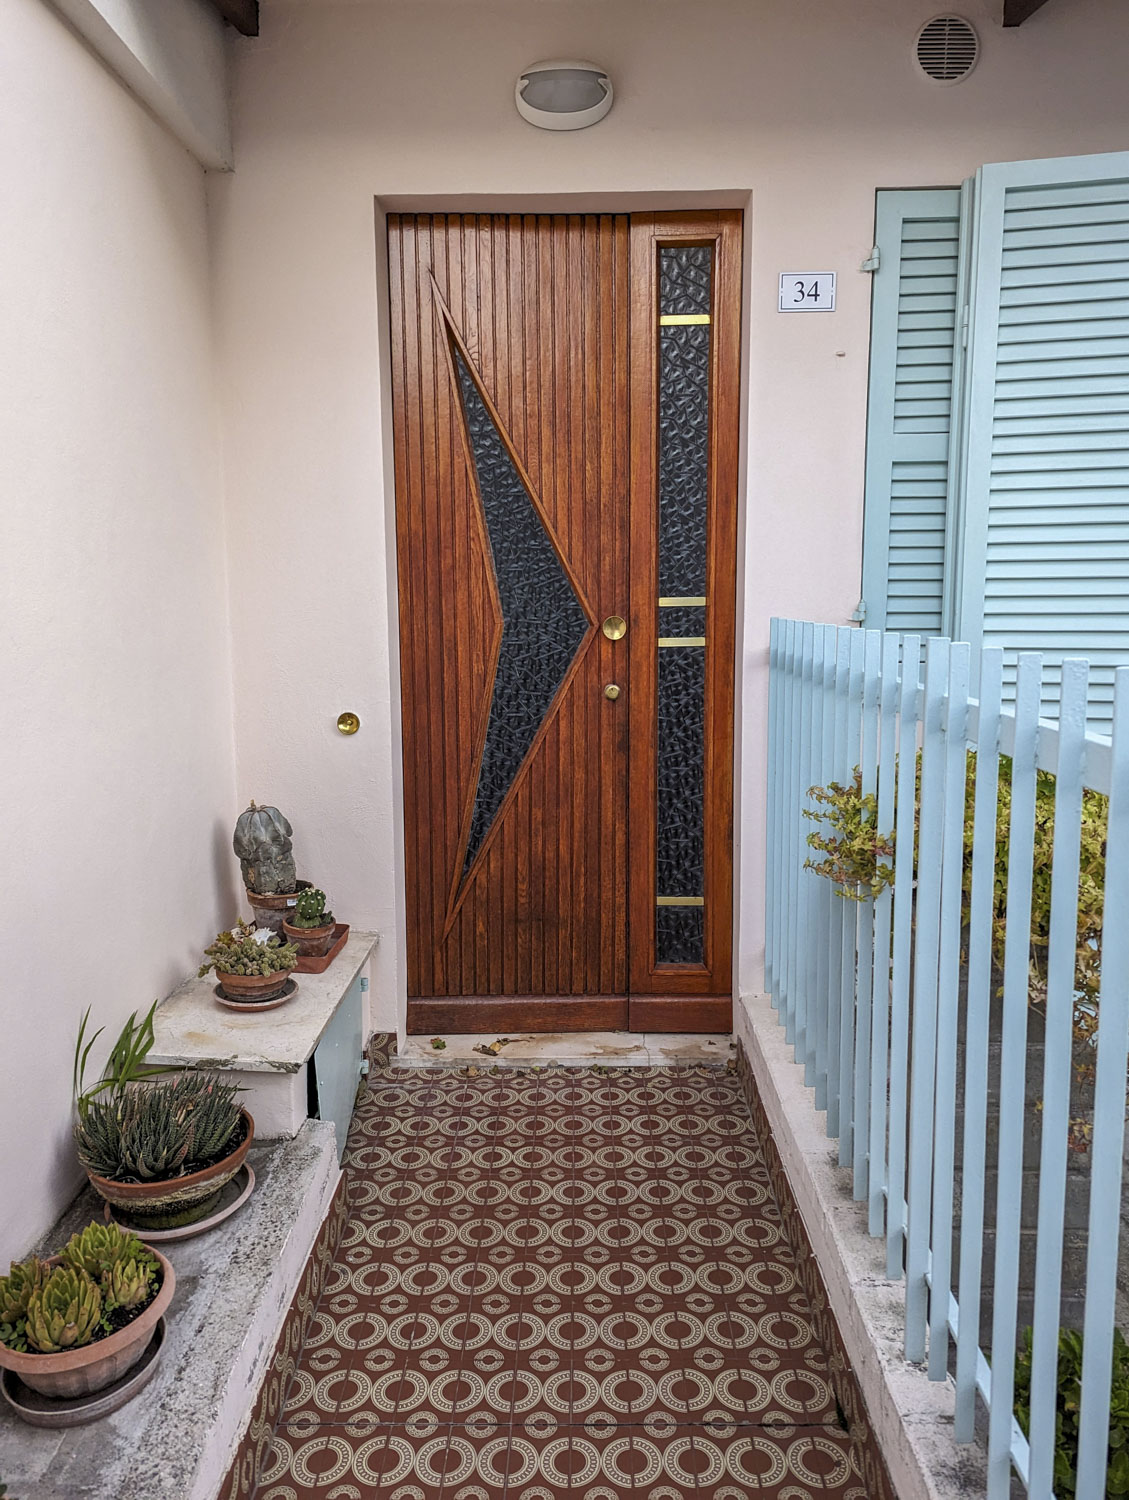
[257,1418,863,1498]
[251,1061,871,1499]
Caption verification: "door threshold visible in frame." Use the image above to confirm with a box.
[395,1030,735,1070]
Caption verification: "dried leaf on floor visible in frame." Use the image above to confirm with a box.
[430,1037,447,1050]
[473,1035,524,1057]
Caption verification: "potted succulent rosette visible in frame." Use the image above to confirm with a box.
[0,1221,174,1399]
[73,1004,254,1231]
[282,886,336,959]
[199,919,298,1004]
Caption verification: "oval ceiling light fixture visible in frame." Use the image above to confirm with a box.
[515,60,613,131]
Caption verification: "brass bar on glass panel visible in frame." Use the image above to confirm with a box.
[655,896,705,907]
[657,637,706,648]
[659,314,711,325]
[658,596,707,607]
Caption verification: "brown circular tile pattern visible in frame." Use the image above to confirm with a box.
[240,1062,873,1497]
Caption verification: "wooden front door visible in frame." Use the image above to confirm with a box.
[389,212,740,1034]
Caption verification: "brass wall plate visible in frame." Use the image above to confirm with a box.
[601,615,627,641]
[336,712,361,736]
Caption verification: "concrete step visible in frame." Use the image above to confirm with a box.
[0,1120,340,1500]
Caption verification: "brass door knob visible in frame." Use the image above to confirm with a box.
[604,683,621,701]
[337,712,361,735]
[602,615,627,641]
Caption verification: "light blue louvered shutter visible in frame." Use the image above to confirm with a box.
[954,150,1129,731]
[860,188,964,633]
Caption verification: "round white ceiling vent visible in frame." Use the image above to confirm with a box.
[915,16,979,83]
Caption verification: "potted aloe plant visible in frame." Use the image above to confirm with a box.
[0,1221,175,1399]
[198,919,298,1004]
[282,886,336,959]
[73,1004,254,1230]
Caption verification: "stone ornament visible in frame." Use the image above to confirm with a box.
[233,802,296,894]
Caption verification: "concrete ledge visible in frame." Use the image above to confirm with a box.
[1,1120,340,1500]
[735,990,988,1500]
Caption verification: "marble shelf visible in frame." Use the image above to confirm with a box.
[147,930,378,1142]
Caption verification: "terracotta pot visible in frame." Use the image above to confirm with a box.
[85,1110,255,1231]
[282,918,336,959]
[215,968,294,1003]
[0,1249,175,1399]
[244,879,309,934]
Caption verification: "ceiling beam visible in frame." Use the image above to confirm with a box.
[211,0,258,35]
[1003,0,1053,25]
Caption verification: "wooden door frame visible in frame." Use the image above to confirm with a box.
[373,193,752,1041]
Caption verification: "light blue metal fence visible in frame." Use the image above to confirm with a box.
[766,618,1129,1500]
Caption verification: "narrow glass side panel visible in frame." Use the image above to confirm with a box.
[655,245,713,965]
[453,350,589,875]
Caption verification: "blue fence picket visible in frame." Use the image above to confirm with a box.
[853,629,882,1197]
[868,631,900,1237]
[987,654,1043,1500]
[905,637,950,1362]
[813,625,835,1111]
[886,633,921,1279]
[826,627,852,1139]
[1028,659,1088,1497]
[954,648,1004,1443]
[1076,669,1129,1500]
[928,641,970,1379]
[766,618,781,1000]
[838,629,865,1169]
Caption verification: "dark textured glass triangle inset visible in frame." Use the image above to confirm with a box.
[453,349,589,876]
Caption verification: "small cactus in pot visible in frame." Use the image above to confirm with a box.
[282,887,337,959]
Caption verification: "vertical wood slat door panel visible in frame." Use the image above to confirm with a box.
[390,214,631,1010]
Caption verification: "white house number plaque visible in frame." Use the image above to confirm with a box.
[778,272,836,312]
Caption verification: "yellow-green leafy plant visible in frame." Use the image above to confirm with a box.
[198,919,298,978]
[0,1223,160,1356]
[0,1257,47,1352]
[25,1266,103,1354]
[61,1222,159,1303]
[101,1255,158,1313]
[803,770,895,901]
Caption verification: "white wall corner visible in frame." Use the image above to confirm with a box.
[45,0,233,169]
[734,989,990,1500]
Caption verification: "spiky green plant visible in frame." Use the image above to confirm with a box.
[61,1222,154,1282]
[292,887,333,929]
[172,1073,245,1162]
[25,1266,102,1353]
[73,1073,242,1182]
[73,999,175,1115]
[0,1257,47,1353]
[198,919,298,978]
